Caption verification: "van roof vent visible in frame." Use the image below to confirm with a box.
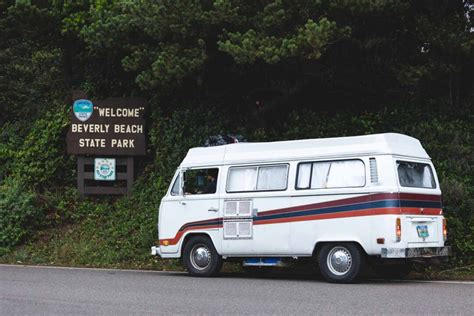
[369,158,379,183]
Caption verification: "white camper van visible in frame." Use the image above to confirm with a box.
[151,133,450,283]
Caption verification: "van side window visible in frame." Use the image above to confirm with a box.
[184,168,219,195]
[296,160,365,189]
[257,165,288,190]
[227,167,257,192]
[170,176,180,196]
[227,164,288,192]
[397,161,436,188]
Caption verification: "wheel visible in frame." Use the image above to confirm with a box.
[318,243,364,283]
[183,236,223,277]
[373,262,412,279]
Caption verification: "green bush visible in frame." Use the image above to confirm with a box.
[9,106,73,188]
[0,122,24,181]
[0,177,43,250]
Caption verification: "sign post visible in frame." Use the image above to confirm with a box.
[67,91,146,195]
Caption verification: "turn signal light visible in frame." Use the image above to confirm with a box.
[443,218,447,241]
[396,218,402,242]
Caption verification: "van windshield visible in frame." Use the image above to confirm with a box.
[397,161,436,188]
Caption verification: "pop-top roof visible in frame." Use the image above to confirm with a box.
[180,133,430,168]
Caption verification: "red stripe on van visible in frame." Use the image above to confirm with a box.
[400,207,442,215]
[261,193,441,217]
[259,193,398,216]
[254,207,442,226]
[159,224,221,246]
[399,193,441,202]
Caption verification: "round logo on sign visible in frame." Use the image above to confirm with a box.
[73,99,93,122]
[95,159,115,181]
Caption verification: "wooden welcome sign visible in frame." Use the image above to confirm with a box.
[66,91,147,195]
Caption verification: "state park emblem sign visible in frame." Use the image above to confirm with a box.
[94,158,116,181]
[73,99,93,122]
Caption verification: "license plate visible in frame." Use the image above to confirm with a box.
[416,225,429,238]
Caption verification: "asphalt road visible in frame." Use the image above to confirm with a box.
[1,265,473,315]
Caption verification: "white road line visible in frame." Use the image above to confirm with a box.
[389,279,474,285]
[0,264,186,274]
[1,264,473,284]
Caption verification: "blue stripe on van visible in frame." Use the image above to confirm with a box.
[255,199,441,223]
[253,199,401,222]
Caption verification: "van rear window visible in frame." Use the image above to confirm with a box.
[397,161,436,188]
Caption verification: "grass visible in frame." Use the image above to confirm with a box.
[408,264,474,281]
[0,222,181,271]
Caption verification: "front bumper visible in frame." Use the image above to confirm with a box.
[381,246,451,258]
[151,246,162,257]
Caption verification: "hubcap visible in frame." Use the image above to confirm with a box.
[190,244,211,270]
[327,246,352,276]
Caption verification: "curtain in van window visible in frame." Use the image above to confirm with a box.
[326,160,365,188]
[422,166,434,187]
[311,162,332,188]
[256,165,288,190]
[297,163,311,188]
[297,160,365,189]
[227,167,257,192]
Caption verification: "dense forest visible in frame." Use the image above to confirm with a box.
[0,0,473,271]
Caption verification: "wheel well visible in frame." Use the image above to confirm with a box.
[180,233,212,255]
[312,241,368,258]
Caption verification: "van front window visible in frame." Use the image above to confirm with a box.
[183,168,219,194]
[397,161,436,188]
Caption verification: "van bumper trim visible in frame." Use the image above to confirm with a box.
[381,246,451,258]
[151,246,162,257]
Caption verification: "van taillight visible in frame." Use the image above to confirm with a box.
[396,218,402,242]
[443,218,447,241]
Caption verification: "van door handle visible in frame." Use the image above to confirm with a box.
[208,207,218,212]
[180,201,186,205]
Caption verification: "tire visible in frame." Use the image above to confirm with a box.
[318,243,364,283]
[182,236,223,277]
[373,262,412,279]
